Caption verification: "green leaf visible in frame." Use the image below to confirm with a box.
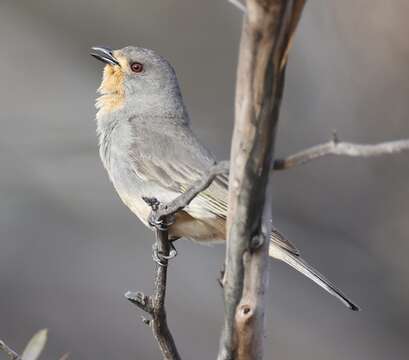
[21,329,48,360]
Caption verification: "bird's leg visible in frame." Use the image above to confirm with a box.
[143,196,164,228]
[148,212,176,231]
[142,196,178,265]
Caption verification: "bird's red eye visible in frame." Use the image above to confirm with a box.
[130,62,143,73]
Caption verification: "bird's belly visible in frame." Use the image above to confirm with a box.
[169,211,226,243]
[107,163,175,223]
[116,185,226,243]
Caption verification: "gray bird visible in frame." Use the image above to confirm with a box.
[91,46,359,311]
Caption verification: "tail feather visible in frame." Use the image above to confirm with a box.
[269,245,360,311]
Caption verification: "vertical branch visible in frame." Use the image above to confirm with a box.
[126,202,181,360]
[219,1,307,359]
[150,226,181,360]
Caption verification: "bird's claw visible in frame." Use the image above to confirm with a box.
[148,212,176,231]
[148,214,166,230]
[164,242,178,259]
[152,242,178,266]
[152,244,167,266]
[142,196,176,230]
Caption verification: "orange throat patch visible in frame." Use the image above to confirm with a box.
[96,64,125,117]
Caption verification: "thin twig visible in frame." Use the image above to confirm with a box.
[150,226,181,360]
[228,0,246,13]
[126,207,181,360]
[273,137,409,170]
[0,340,21,360]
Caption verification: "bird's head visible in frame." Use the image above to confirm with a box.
[91,46,183,118]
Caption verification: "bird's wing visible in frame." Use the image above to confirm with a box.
[191,173,299,255]
[128,120,299,254]
[128,120,220,203]
[191,174,300,255]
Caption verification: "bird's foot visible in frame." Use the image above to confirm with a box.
[143,196,175,231]
[147,212,176,231]
[152,242,178,266]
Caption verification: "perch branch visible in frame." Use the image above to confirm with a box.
[273,136,409,170]
[0,340,21,360]
[218,1,307,359]
[148,226,180,360]
[126,203,181,360]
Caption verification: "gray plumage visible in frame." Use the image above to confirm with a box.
[92,45,359,311]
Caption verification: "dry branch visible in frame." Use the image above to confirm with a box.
[126,202,181,360]
[218,1,307,359]
[274,137,409,170]
[0,340,21,360]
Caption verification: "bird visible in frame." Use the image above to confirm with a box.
[91,45,359,311]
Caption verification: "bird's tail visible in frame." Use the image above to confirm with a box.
[269,244,360,311]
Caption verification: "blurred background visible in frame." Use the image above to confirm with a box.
[1,1,409,359]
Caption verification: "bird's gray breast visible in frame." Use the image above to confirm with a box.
[97,113,183,219]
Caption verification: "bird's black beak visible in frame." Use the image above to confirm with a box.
[90,46,120,66]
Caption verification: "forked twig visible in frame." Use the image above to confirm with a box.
[126,209,181,360]
[0,340,21,360]
[273,136,409,170]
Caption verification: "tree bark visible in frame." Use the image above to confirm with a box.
[218,1,307,359]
